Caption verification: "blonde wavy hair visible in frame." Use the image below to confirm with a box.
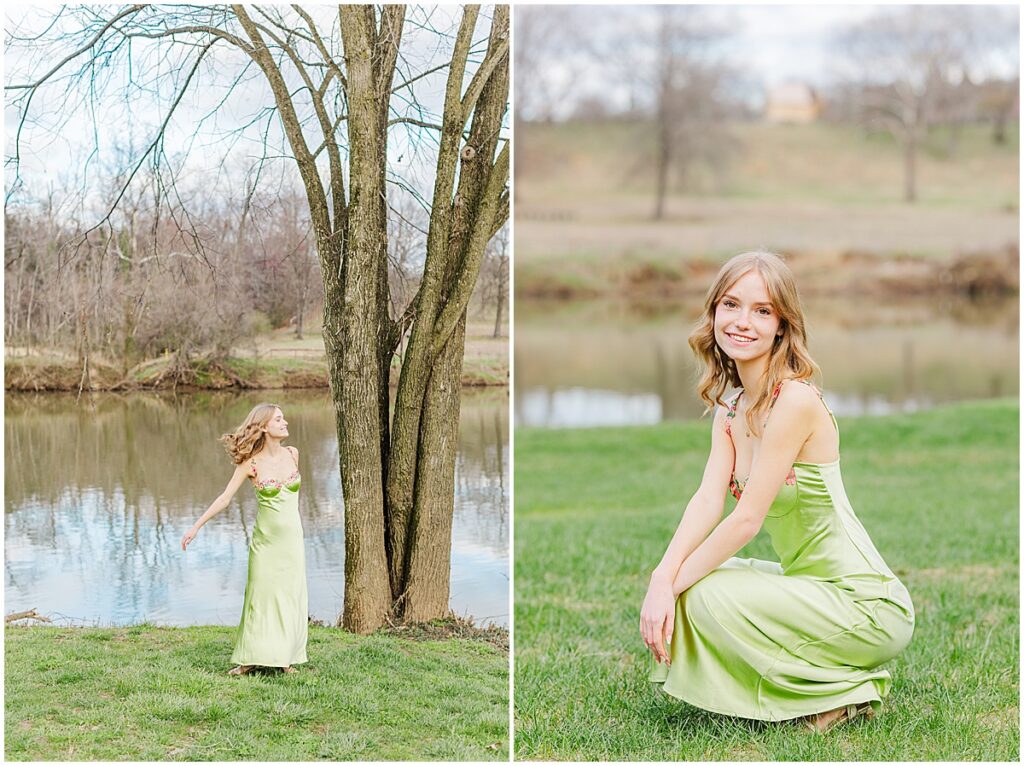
[219,403,281,464]
[688,251,820,436]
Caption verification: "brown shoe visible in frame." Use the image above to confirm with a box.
[803,702,875,734]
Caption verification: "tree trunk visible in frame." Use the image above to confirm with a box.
[335,5,394,633]
[386,5,509,622]
[400,313,466,620]
[384,6,485,601]
[653,107,671,220]
[902,129,917,203]
[76,304,91,393]
[493,264,506,338]
[992,107,1009,145]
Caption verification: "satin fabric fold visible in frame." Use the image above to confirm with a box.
[649,457,914,721]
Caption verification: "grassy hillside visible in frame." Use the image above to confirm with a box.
[518,120,1019,209]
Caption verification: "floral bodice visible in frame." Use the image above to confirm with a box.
[249,448,301,495]
[724,379,832,501]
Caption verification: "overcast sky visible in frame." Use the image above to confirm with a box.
[4,5,502,214]
[515,3,1020,119]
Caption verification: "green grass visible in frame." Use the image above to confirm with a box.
[514,399,1019,760]
[5,624,508,761]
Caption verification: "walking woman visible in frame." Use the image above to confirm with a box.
[182,403,308,675]
[641,251,914,733]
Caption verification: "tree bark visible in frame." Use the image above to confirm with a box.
[385,5,483,600]
[401,313,465,620]
[395,5,510,620]
[336,5,394,632]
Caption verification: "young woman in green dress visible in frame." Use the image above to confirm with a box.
[640,251,914,733]
[181,403,308,676]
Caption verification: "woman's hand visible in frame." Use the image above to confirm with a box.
[640,575,676,665]
[181,526,198,551]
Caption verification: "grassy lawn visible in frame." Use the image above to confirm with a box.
[5,624,508,761]
[514,399,1019,760]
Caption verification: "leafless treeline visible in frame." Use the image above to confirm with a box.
[5,176,507,369]
[5,172,321,371]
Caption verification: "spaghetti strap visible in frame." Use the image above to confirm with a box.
[249,458,258,479]
[769,379,839,437]
[723,390,742,438]
[286,446,299,468]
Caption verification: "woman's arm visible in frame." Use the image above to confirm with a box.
[670,381,818,596]
[650,406,734,586]
[181,463,253,550]
[641,405,733,663]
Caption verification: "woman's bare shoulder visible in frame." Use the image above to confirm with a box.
[771,378,821,417]
[231,460,256,479]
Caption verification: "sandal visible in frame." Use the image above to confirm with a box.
[803,702,875,734]
[227,665,255,676]
[282,666,297,674]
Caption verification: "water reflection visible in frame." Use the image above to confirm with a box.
[5,388,509,627]
[516,295,1018,427]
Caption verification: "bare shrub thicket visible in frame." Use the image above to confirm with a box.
[5,178,322,370]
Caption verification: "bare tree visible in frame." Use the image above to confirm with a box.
[6,4,509,632]
[835,6,1007,202]
[386,190,429,326]
[588,6,737,219]
[970,6,1020,146]
[513,5,586,125]
[476,223,508,337]
[648,7,736,219]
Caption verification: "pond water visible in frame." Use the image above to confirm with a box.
[516,295,1018,427]
[4,388,509,628]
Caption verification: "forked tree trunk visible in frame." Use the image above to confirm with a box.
[384,5,509,625]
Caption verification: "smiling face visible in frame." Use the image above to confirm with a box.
[263,408,289,440]
[713,269,782,364]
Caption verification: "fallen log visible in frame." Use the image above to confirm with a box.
[5,609,52,624]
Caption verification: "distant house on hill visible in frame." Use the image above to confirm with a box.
[764,83,822,124]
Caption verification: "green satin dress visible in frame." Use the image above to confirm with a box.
[230,452,308,668]
[649,380,915,720]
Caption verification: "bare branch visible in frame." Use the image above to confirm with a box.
[391,60,450,94]
[5,5,146,91]
[431,140,510,356]
[83,40,219,243]
[460,39,510,129]
[290,4,348,91]
[387,117,443,131]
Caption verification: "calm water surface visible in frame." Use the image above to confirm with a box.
[5,388,508,627]
[516,295,1018,427]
